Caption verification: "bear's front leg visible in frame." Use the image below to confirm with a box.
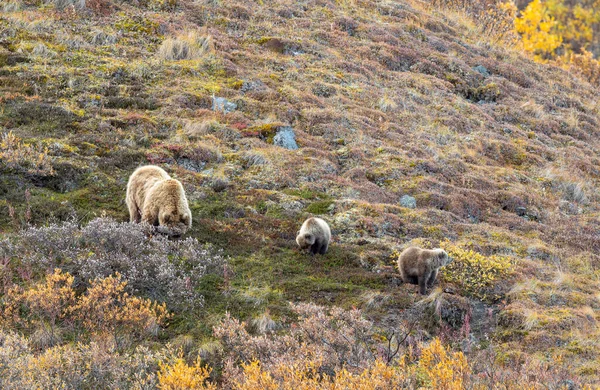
[418,271,431,295]
[427,269,438,288]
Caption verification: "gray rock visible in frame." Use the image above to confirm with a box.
[273,126,298,150]
[473,65,490,77]
[400,195,416,209]
[212,97,237,113]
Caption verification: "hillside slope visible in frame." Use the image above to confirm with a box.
[1,0,600,385]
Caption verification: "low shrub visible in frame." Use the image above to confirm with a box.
[158,356,216,390]
[215,305,469,389]
[0,269,169,346]
[1,217,226,312]
[440,242,514,302]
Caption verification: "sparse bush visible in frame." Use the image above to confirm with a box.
[0,332,164,390]
[2,217,226,312]
[158,32,212,61]
[440,242,514,302]
[0,132,54,177]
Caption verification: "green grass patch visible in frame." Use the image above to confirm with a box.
[305,200,334,214]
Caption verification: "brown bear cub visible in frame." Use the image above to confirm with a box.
[397,246,452,295]
[296,217,331,255]
[126,165,192,237]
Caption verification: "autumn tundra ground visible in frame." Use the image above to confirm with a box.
[1,0,600,388]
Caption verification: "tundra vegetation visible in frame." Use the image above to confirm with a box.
[1,0,600,387]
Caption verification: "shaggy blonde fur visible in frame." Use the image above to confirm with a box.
[125,165,192,237]
[397,247,452,295]
[296,217,331,255]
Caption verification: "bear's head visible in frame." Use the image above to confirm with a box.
[158,207,192,238]
[437,249,453,266]
[296,232,316,249]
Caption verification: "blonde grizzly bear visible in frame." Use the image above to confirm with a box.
[296,217,331,255]
[397,247,452,295]
[126,165,192,237]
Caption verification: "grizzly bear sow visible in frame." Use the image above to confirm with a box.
[126,165,192,237]
[397,246,453,295]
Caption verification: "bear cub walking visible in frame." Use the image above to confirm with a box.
[126,165,192,237]
[397,246,452,295]
[296,217,331,255]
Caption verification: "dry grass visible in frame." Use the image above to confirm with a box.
[157,31,212,61]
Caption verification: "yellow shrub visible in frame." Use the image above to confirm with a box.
[230,340,475,389]
[514,0,562,61]
[440,242,513,302]
[234,359,408,390]
[73,273,170,338]
[417,338,469,390]
[0,270,171,345]
[158,357,216,390]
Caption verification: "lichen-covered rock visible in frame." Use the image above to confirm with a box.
[273,126,298,150]
[399,195,416,209]
[473,65,490,77]
[212,97,237,113]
